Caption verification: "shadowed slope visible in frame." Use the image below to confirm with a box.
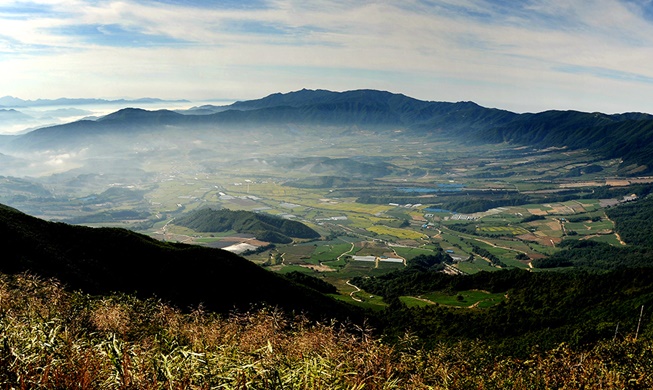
[0,203,359,318]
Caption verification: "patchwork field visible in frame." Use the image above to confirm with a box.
[14,135,633,305]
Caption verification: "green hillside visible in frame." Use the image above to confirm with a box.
[173,208,320,244]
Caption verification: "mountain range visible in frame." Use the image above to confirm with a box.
[0,96,189,108]
[3,88,653,174]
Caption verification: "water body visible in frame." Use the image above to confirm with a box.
[397,183,463,193]
[424,208,453,213]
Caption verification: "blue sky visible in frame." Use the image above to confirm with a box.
[2,0,653,113]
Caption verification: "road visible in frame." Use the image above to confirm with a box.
[346,280,363,302]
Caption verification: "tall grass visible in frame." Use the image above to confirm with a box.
[0,273,651,389]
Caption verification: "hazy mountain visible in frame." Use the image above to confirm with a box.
[37,107,94,119]
[0,96,189,108]
[6,88,653,174]
[3,90,515,151]
[0,203,357,317]
[0,108,32,123]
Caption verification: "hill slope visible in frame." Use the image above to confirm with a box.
[174,208,320,244]
[0,203,356,317]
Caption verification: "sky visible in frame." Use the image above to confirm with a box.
[2,0,653,113]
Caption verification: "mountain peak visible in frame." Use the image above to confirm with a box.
[98,108,182,122]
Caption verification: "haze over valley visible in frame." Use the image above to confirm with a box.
[2,87,653,274]
[4,1,653,387]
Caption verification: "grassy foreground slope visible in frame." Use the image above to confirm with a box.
[0,203,357,318]
[0,273,650,389]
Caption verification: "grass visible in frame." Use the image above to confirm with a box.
[392,246,437,260]
[420,290,506,308]
[588,234,625,246]
[273,264,311,274]
[477,226,530,235]
[309,243,355,262]
[1,272,652,389]
[456,260,500,274]
[399,296,433,308]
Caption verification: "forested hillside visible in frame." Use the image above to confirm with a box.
[173,208,320,243]
[477,110,653,174]
[532,197,653,270]
[0,203,355,318]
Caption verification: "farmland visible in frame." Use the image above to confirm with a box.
[127,138,645,302]
[5,128,647,305]
[399,290,506,308]
[174,160,636,293]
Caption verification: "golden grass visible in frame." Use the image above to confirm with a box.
[0,273,651,389]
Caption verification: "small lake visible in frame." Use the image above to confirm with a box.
[397,184,463,193]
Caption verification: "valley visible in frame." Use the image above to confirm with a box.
[2,111,647,310]
[2,90,653,383]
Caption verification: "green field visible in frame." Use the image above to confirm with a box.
[418,290,506,308]
[19,134,635,301]
[392,245,438,260]
[477,226,530,235]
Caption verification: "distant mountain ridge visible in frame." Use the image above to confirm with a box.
[7,88,653,174]
[0,96,189,108]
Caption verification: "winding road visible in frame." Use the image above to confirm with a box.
[346,280,363,302]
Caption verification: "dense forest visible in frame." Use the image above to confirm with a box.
[355,264,653,354]
[606,196,653,246]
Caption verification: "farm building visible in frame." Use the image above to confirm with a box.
[352,255,377,262]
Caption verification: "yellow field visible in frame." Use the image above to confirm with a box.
[367,225,427,240]
[309,201,393,215]
[478,226,530,235]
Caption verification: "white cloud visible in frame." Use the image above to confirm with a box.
[2,0,653,113]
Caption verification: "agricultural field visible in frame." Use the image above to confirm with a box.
[399,290,506,308]
[10,134,639,305]
[477,226,530,235]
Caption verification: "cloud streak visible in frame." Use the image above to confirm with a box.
[2,0,653,113]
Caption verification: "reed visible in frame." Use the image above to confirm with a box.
[0,273,651,389]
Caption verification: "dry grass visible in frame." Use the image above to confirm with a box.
[0,273,651,389]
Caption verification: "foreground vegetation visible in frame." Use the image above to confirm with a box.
[1,273,652,389]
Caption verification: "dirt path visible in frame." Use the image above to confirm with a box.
[157,218,194,243]
[337,242,356,262]
[412,296,436,305]
[389,246,407,266]
[603,215,627,245]
[474,238,528,255]
[346,280,363,302]
[159,218,175,240]
[614,232,627,246]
